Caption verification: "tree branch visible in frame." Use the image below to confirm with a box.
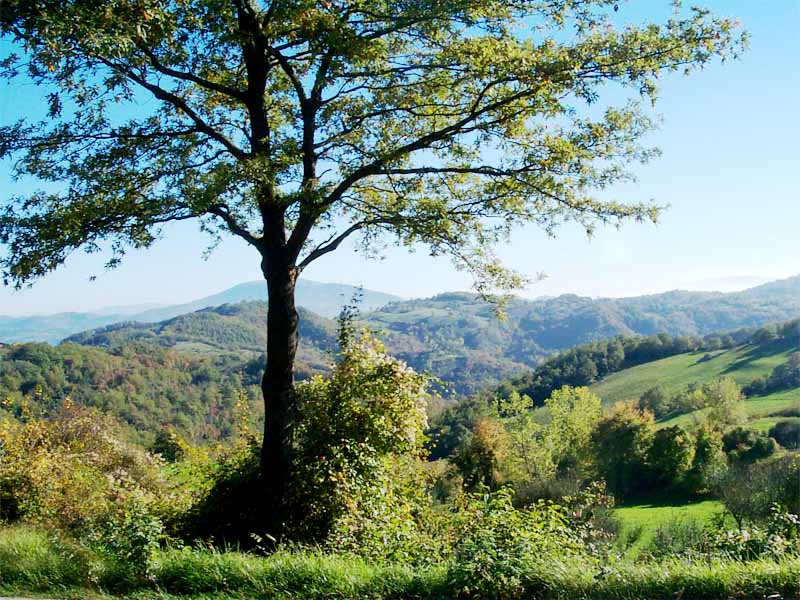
[95,57,248,160]
[136,43,246,101]
[206,204,262,248]
[297,220,370,269]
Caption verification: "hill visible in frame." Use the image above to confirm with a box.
[586,335,799,433]
[0,280,401,344]
[59,277,800,396]
[0,341,265,444]
[591,338,797,405]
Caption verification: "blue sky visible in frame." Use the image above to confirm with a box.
[1,1,798,316]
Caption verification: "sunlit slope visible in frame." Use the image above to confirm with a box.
[591,339,797,404]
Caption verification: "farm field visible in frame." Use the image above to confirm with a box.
[591,339,796,405]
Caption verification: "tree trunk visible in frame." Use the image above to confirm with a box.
[260,261,299,533]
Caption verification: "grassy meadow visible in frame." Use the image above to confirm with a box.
[590,339,799,432]
[591,339,796,405]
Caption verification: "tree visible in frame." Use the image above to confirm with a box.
[702,377,745,430]
[638,386,671,419]
[647,425,695,490]
[590,401,654,498]
[501,386,601,486]
[0,1,744,525]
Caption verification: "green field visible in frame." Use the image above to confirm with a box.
[591,340,796,405]
[613,499,727,557]
[589,338,799,431]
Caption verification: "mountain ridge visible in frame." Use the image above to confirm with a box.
[0,280,402,343]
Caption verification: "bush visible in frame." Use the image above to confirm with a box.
[711,455,800,526]
[448,487,586,598]
[0,402,171,575]
[290,326,429,544]
[722,427,777,464]
[769,420,800,449]
[708,506,800,560]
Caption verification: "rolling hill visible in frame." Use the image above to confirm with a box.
[588,337,799,432]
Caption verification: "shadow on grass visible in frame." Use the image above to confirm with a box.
[722,339,794,376]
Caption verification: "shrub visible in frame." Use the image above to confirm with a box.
[448,487,586,598]
[178,434,264,547]
[0,401,172,578]
[711,455,800,526]
[290,326,429,544]
[722,427,777,464]
[708,505,800,560]
[768,420,800,449]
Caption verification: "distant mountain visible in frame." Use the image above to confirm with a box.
[131,279,402,323]
[0,280,402,344]
[63,276,800,396]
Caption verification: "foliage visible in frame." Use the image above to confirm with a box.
[0,0,744,296]
[768,420,800,449]
[684,424,726,495]
[290,327,429,542]
[708,506,800,561]
[447,487,587,598]
[326,456,451,567]
[451,416,511,491]
[721,427,777,464]
[501,387,602,493]
[710,455,800,527]
[702,378,747,429]
[0,339,264,444]
[0,402,173,577]
[647,426,696,492]
[590,402,655,499]
[745,351,800,397]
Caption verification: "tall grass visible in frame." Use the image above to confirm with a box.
[2,526,799,599]
[0,525,101,591]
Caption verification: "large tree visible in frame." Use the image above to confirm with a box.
[0,0,743,526]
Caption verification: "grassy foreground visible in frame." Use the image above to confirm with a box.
[1,526,799,600]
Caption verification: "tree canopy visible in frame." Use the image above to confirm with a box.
[0,0,744,293]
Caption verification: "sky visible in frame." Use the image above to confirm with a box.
[1,1,799,316]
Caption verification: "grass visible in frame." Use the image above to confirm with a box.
[2,525,800,599]
[591,340,796,405]
[660,389,800,430]
[612,498,727,557]
[589,339,799,432]
[748,415,800,433]
[0,525,103,592]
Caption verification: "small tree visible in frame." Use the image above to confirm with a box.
[501,386,601,488]
[639,386,671,419]
[703,378,745,430]
[590,401,654,499]
[0,0,744,522]
[647,425,695,491]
